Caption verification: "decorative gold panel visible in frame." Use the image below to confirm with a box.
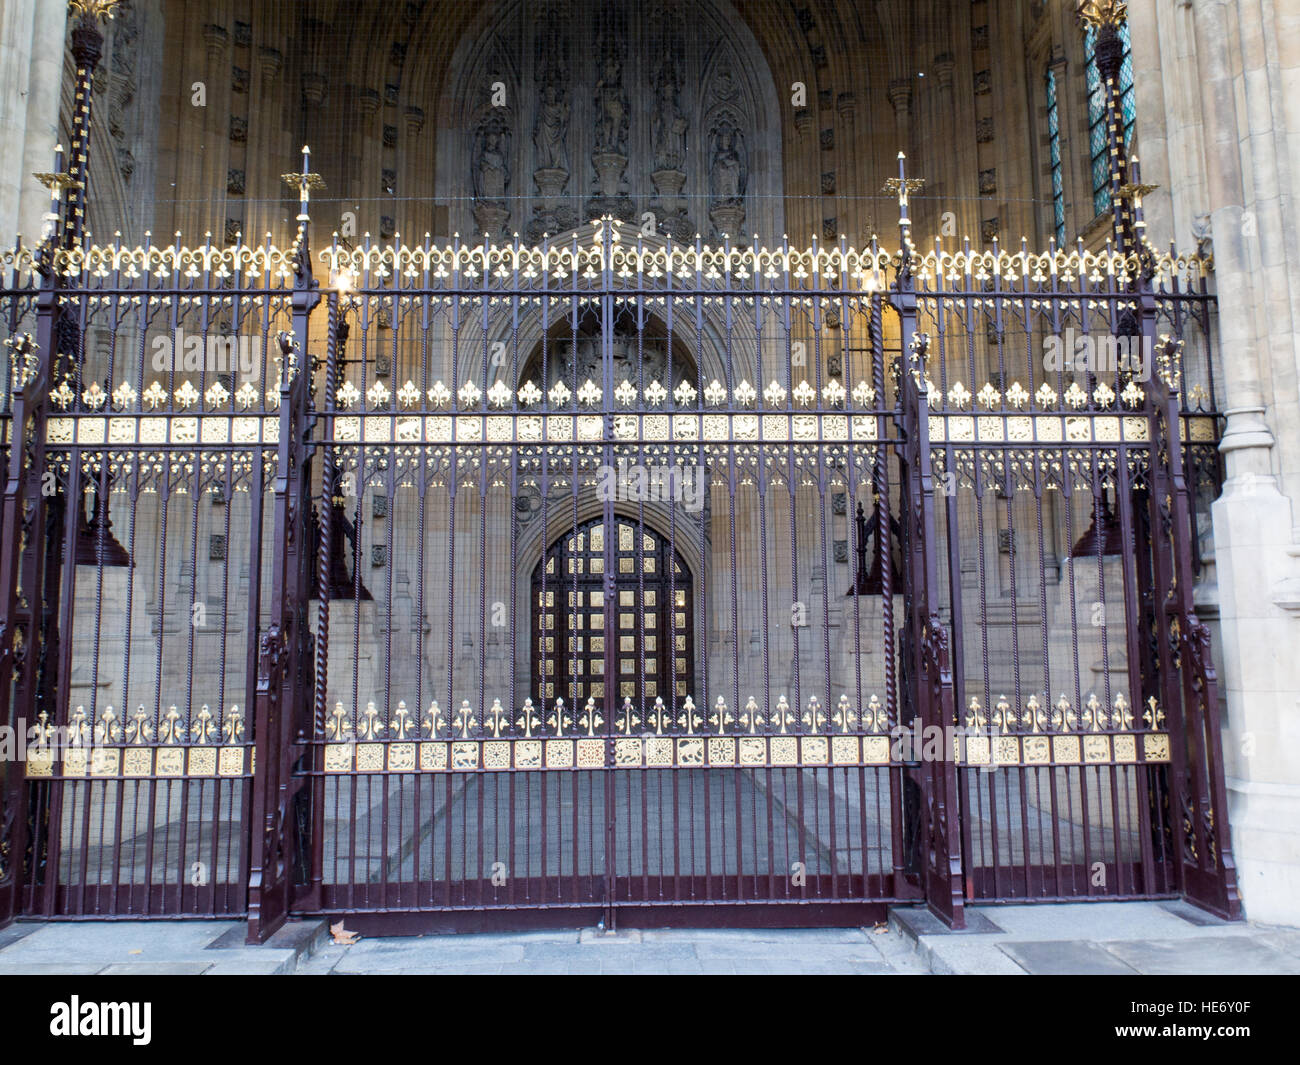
[1023,737,1050,765]
[1052,736,1081,764]
[325,744,353,772]
[1143,733,1171,762]
[995,737,1020,764]
[420,742,448,770]
[831,736,859,765]
[388,742,417,771]
[170,417,198,444]
[356,743,385,771]
[77,418,106,444]
[156,748,185,776]
[232,416,261,443]
[862,736,891,764]
[26,750,55,777]
[122,743,150,780]
[108,417,135,444]
[800,736,828,765]
[1123,416,1149,442]
[1034,417,1063,443]
[218,747,245,775]
[187,748,216,776]
[1113,734,1137,763]
[1083,736,1112,763]
[47,417,75,444]
[200,417,229,444]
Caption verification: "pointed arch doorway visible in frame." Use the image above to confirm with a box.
[531,516,693,713]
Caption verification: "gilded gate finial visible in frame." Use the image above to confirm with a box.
[69,0,121,21]
[1076,1,1127,30]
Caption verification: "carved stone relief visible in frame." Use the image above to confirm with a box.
[446,0,779,243]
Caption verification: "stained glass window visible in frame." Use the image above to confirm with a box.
[1046,66,1066,245]
[1085,22,1136,216]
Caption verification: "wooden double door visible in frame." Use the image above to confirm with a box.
[532,517,692,713]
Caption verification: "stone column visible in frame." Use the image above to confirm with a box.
[1189,0,1300,925]
[928,53,955,242]
[0,0,64,247]
[886,79,911,159]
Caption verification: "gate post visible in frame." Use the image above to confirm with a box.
[890,156,965,927]
[0,321,56,926]
[247,154,320,941]
[1132,212,1240,918]
[2,3,117,923]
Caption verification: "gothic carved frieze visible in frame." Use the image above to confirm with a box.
[443,0,777,243]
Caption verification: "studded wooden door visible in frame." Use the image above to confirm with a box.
[533,517,692,714]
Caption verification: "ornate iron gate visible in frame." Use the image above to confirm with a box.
[0,9,1240,937]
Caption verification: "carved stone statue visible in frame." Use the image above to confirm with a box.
[472,112,512,236]
[594,54,628,155]
[652,64,687,172]
[472,117,511,203]
[708,119,747,204]
[533,80,569,172]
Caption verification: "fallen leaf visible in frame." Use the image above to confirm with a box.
[872,922,889,935]
[128,949,143,955]
[330,920,360,946]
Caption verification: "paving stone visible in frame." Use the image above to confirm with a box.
[331,961,508,975]
[979,902,1226,942]
[339,938,526,964]
[207,919,327,954]
[579,927,642,944]
[868,929,930,974]
[920,937,1026,976]
[0,922,38,951]
[0,961,108,975]
[693,940,879,962]
[891,906,1004,938]
[998,940,1138,975]
[1264,930,1300,960]
[201,947,298,968]
[1159,900,1232,928]
[747,959,891,975]
[1105,936,1300,975]
[4,920,238,964]
[517,961,604,975]
[0,902,1287,976]
[203,956,300,975]
[643,962,706,975]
